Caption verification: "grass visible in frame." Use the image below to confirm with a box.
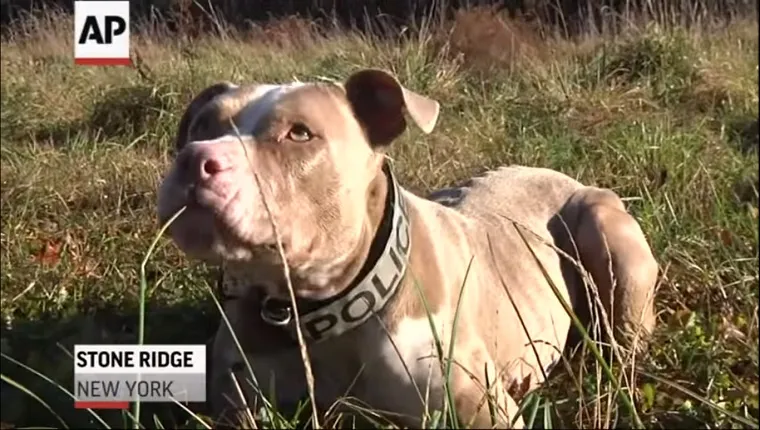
[1,4,758,429]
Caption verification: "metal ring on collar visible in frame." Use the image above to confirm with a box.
[260,296,293,327]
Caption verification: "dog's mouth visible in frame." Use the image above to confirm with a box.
[186,184,241,217]
[159,178,286,263]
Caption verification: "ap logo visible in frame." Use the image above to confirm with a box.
[74,1,131,65]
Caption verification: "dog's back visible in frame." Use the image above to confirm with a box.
[428,165,583,232]
[429,164,657,365]
[424,166,587,393]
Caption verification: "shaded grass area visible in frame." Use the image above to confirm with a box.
[1,6,758,429]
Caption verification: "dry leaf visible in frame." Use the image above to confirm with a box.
[33,240,63,266]
[672,308,692,326]
[507,374,532,401]
[719,229,733,247]
[74,257,100,278]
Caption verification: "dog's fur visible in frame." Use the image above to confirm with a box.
[157,69,658,428]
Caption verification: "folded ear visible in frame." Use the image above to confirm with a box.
[175,82,238,150]
[343,69,440,147]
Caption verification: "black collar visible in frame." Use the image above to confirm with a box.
[216,161,412,343]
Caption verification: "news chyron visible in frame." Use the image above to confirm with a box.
[74,345,206,409]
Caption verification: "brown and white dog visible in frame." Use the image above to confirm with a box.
[157,69,658,428]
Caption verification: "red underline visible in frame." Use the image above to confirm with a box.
[75,401,130,409]
[74,58,132,66]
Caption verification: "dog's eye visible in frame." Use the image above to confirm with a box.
[287,123,314,142]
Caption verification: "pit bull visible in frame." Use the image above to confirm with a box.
[157,69,658,428]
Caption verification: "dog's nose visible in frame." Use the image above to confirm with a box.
[180,142,234,182]
[201,158,226,176]
[194,153,231,182]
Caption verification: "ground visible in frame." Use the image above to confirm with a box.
[0,5,757,429]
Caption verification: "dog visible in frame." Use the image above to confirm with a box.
[157,69,658,428]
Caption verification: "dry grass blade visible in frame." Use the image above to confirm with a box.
[228,120,320,429]
[509,220,644,429]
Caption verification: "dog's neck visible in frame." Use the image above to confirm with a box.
[218,161,412,343]
[290,159,392,300]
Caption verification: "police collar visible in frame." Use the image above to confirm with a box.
[217,161,411,344]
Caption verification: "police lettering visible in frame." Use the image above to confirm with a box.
[341,291,376,323]
[303,199,410,341]
[303,313,338,340]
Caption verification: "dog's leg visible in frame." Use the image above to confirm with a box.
[570,187,658,353]
[208,324,262,429]
[209,324,309,429]
[450,345,525,429]
[209,355,253,428]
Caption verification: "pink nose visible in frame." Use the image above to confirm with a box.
[201,158,225,176]
[181,143,233,182]
[195,155,231,181]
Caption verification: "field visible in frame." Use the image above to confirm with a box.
[0,4,758,429]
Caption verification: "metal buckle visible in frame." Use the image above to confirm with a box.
[260,296,292,327]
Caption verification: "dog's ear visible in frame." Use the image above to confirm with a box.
[175,82,237,150]
[343,69,440,147]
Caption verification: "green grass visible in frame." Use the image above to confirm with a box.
[1,6,758,429]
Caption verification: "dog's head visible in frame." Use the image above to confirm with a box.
[157,69,439,299]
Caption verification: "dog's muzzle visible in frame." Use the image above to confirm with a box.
[217,161,412,345]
